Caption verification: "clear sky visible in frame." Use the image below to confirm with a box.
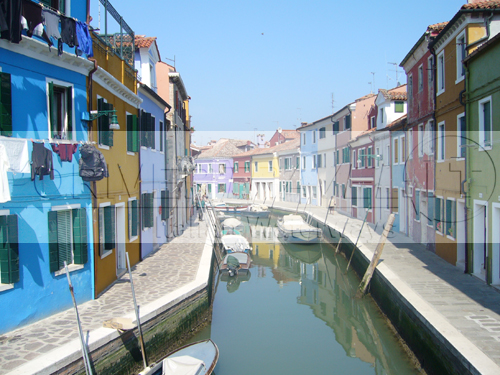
[89,0,465,146]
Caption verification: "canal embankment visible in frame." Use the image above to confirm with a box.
[0,218,216,375]
[225,198,500,375]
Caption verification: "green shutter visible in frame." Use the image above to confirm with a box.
[166,190,170,219]
[148,193,154,227]
[127,114,133,152]
[104,205,115,250]
[48,82,55,138]
[0,215,19,284]
[48,211,60,273]
[72,208,88,265]
[435,197,441,230]
[161,190,167,221]
[0,72,12,136]
[97,98,107,145]
[106,102,113,147]
[131,199,138,237]
[150,113,156,149]
[132,115,139,152]
[446,200,452,234]
[140,111,147,147]
[66,86,72,140]
[427,193,434,226]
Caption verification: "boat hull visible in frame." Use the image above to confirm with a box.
[276,217,322,244]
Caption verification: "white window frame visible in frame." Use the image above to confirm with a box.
[408,129,413,160]
[268,160,273,172]
[375,147,380,168]
[457,112,466,160]
[302,156,306,170]
[393,137,399,164]
[479,96,492,150]
[46,78,76,143]
[312,130,316,144]
[456,30,466,84]
[437,122,445,162]
[128,197,139,242]
[418,64,423,92]
[400,135,406,165]
[437,50,445,96]
[427,120,435,155]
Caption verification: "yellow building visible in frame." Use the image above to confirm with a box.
[89,33,142,297]
[251,149,279,201]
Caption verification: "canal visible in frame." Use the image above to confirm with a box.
[194,213,422,374]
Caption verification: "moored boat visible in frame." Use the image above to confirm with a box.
[138,339,219,375]
[220,252,251,277]
[220,234,252,253]
[276,214,322,244]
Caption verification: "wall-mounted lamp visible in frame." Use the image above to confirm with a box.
[87,109,120,130]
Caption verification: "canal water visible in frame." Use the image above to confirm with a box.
[194,214,421,375]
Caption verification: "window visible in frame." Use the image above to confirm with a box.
[363,187,372,209]
[415,190,420,221]
[428,56,434,95]
[302,156,306,170]
[296,156,300,169]
[427,192,435,226]
[297,181,300,194]
[159,121,164,152]
[341,184,346,198]
[359,148,365,168]
[370,116,375,129]
[351,187,357,206]
[128,198,139,239]
[40,0,66,14]
[160,190,169,221]
[312,130,316,143]
[345,114,351,129]
[234,162,239,173]
[418,65,423,92]
[445,199,456,238]
[457,113,466,158]
[401,135,406,163]
[352,150,356,169]
[392,188,399,213]
[368,147,373,167]
[456,32,466,81]
[219,163,226,174]
[437,122,445,161]
[254,161,258,172]
[218,183,226,193]
[141,193,154,230]
[428,120,435,155]
[332,121,339,133]
[49,207,88,272]
[437,50,445,94]
[208,184,212,194]
[127,113,139,153]
[435,197,444,232]
[393,138,399,164]
[317,154,322,168]
[418,124,424,157]
[479,97,492,148]
[379,108,384,125]
[195,164,202,174]
[386,187,390,209]
[140,110,155,149]
[408,74,413,104]
[284,157,289,170]
[375,147,380,168]
[302,186,307,198]
[336,150,339,165]
[319,127,326,139]
[395,101,404,113]
[268,160,273,172]
[244,161,250,173]
[0,72,12,136]
[208,164,213,174]
[312,186,317,199]
[0,214,19,284]
[302,133,306,145]
[48,81,73,140]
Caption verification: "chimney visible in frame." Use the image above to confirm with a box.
[301,122,308,127]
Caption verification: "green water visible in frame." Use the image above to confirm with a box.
[195,214,421,375]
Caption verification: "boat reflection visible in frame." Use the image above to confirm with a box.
[219,271,252,293]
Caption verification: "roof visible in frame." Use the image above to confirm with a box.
[464,29,500,63]
[197,138,252,159]
[462,1,500,10]
[280,130,300,139]
[400,23,448,67]
[378,84,407,101]
[428,22,448,32]
[135,35,157,49]
[386,114,408,130]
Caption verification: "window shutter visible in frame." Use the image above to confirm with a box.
[48,82,55,138]
[0,72,13,136]
[0,215,19,284]
[132,114,139,152]
[127,114,133,152]
[104,205,115,250]
[392,188,399,213]
[150,113,155,149]
[140,110,147,147]
[149,193,154,227]
[48,211,60,273]
[57,210,72,269]
[97,98,108,145]
[130,199,138,237]
[161,191,167,221]
[66,86,73,140]
[106,102,113,147]
[72,208,88,265]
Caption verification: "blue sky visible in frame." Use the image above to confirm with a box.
[89,0,464,145]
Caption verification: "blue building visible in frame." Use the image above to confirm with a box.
[135,36,170,258]
[0,0,95,333]
[389,117,408,234]
[297,123,319,205]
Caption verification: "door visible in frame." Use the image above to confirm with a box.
[456,200,466,271]
[473,202,487,281]
[400,189,406,234]
[115,203,126,275]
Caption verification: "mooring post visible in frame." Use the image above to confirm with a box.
[355,214,395,298]
[335,218,349,254]
[345,208,370,273]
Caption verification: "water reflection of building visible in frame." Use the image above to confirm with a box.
[248,223,280,271]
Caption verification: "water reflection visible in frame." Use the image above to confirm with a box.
[210,213,419,374]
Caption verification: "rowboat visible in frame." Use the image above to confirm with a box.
[276,214,322,244]
[220,252,251,277]
[221,234,252,254]
[138,339,219,375]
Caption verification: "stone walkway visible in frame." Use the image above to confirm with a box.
[227,198,500,373]
[0,219,208,375]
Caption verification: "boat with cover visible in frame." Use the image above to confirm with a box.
[220,234,252,253]
[220,252,251,277]
[276,214,322,244]
[138,339,219,375]
[239,204,270,218]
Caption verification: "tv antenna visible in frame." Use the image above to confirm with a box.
[371,72,375,93]
[331,93,335,113]
[387,62,401,87]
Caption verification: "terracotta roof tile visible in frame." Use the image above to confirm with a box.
[462,1,500,10]
[135,35,157,49]
[428,22,448,32]
[386,114,407,130]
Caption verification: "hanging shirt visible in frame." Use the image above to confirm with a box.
[75,21,93,57]
[58,15,78,56]
[0,144,11,203]
[42,8,60,42]
[31,142,54,181]
[0,136,29,173]
[51,143,78,162]
[0,0,23,44]
[21,0,51,46]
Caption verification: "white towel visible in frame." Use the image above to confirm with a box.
[0,136,30,173]
[0,144,11,203]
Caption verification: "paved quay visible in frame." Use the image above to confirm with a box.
[0,218,211,375]
[226,198,500,374]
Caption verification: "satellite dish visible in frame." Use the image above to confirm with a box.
[278,127,282,133]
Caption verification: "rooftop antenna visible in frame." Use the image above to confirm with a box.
[388,62,401,87]
[164,56,176,69]
[331,93,335,113]
[368,82,372,94]
[371,72,375,92]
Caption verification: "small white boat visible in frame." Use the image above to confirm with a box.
[241,204,270,218]
[221,234,251,253]
[138,339,219,375]
[222,217,243,230]
[276,214,322,244]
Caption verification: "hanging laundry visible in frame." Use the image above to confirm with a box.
[58,15,78,56]
[42,8,60,44]
[51,143,78,162]
[21,0,51,46]
[31,142,54,181]
[75,20,93,57]
[0,144,11,203]
[0,136,30,173]
[0,0,23,44]
[79,144,108,181]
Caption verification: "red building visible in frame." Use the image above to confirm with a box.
[268,129,299,146]
[400,22,447,251]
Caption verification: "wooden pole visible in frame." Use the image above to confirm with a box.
[335,218,349,254]
[345,208,370,273]
[356,214,395,298]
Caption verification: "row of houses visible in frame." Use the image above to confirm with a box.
[192,0,500,287]
[0,0,194,334]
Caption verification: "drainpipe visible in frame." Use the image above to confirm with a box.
[467,12,493,51]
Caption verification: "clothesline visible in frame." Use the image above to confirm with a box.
[39,2,80,23]
[30,138,96,145]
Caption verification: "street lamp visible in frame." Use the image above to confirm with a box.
[88,109,120,130]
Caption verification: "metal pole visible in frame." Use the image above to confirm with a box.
[64,262,92,375]
[126,253,148,369]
